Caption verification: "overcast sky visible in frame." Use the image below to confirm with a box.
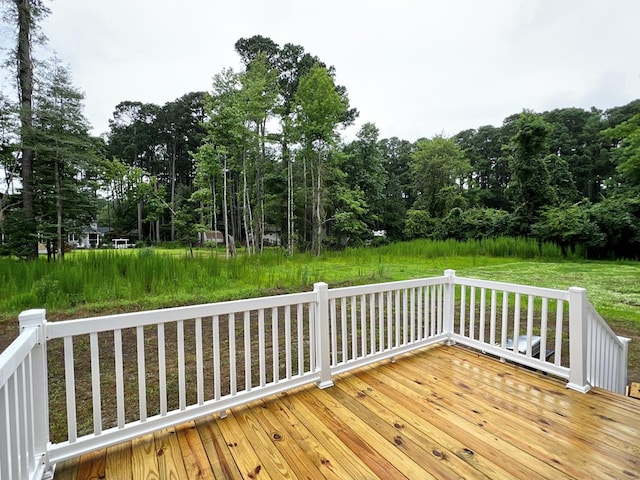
[5,0,640,142]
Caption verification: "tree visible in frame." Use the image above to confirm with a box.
[532,202,604,257]
[31,61,100,258]
[506,111,557,233]
[2,0,50,258]
[410,136,470,218]
[293,64,349,255]
[604,113,640,188]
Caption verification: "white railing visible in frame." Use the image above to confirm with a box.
[0,270,630,479]
[585,303,630,393]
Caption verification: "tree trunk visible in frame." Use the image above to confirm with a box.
[55,160,64,259]
[223,157,231,259]
[16,0,37,259]
[137,200,143,241]
[170,140,176,242]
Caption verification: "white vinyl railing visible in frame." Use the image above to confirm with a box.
[585,303,630,393]
[0,270,630,479]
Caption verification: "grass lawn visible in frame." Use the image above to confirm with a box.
[1,240,639,383]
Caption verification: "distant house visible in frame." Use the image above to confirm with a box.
[202,230,225,244]
[68,223,110,249]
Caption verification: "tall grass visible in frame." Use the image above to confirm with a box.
[0,237,581,319]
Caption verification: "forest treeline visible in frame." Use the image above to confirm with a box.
[1,3,639,260]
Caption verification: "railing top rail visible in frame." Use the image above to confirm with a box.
[327,276,448,299]
[0,328,37,388]
[47,290,316,339]
[453,276,570,300]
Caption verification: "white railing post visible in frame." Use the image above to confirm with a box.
[619,337,631,395]
[314,282,333,389]
[567,288,591,393]
[19,309,53,479]
[443,269,456,345]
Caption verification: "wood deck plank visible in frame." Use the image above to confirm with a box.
[337,369,501,479]
[428,348,640,473]
[215,408,275,480]
[262,396,370,479]
[244,399,327,480]
[105,441,132,480]
[131,433,160,480]
[297,386,437,480]
[54,345,640,480]
[355,365,567,479]
[331,374,493,480]
[277,390,383,480]
[174,421,215,480]
[153,426,189,480]
[396,350,637,478]
[75,448,106,480]
[194,414,244,479]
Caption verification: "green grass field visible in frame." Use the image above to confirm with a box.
[1,238,639,382]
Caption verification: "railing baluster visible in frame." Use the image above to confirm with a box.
[7,375,19,479]
[177,320,186,410]
[157,323,167,416]
[501,291,508,348]
[258,309,266,388]
[410,288,416,343]
[469,287,476,340]
[272,307,279,383]
[360,295,367,357]
[554,300,563,366]
[297,304,304,375]
[369,293,376,354]
[195,317,204,405]
[540,298,549,361]
[284,307,292,379]
[212,316,221,401]
[244,311,251,391]
[229,313,236,395]
[479,288,486,343]
[351,296,357,359]
[416,287,423,341]
[402,288,408,345]
[489,289,497,346]
[136,325,147,421]
[526,295,534,356]
[89,332,102,434]
[386,291,393,350]
[394,290,401,348]
[378,292,384,351]
[330,299,337,366]
[457,286,464,336]
[17,364,28,477]
[23,354,35,472]
[513,294,521,355]
[63,336,78,442]
[114,329,124,429]
[341,298,348,364]
[0,386,10,479]
[309,300,316,372]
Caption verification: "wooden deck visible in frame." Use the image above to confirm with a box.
[54,344,640,480]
